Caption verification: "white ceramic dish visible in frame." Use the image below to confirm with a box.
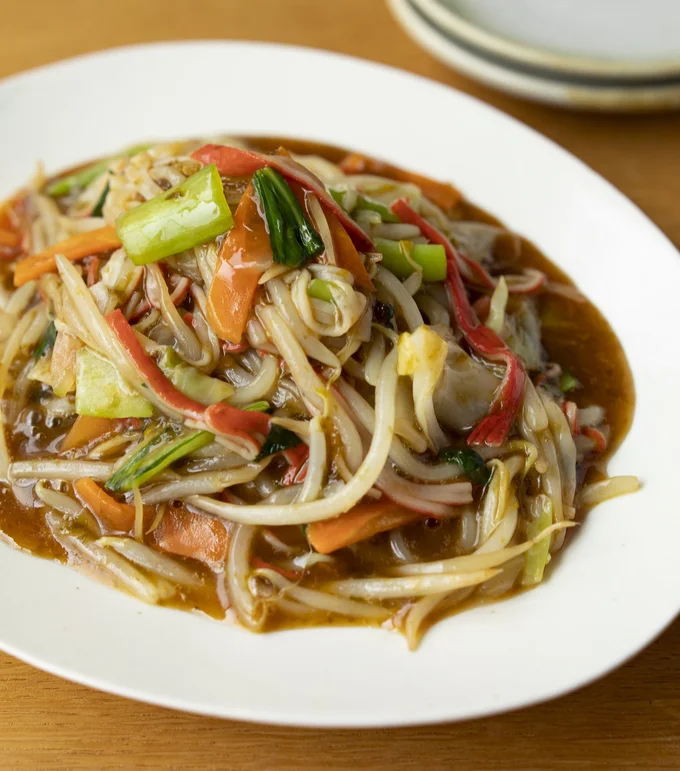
[412,0,680,81]
[390,0,680,111]
[0,41,679,727]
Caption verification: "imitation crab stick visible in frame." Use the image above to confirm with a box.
[391,199,526,447]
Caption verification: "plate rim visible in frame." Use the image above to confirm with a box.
[0,39,679,727]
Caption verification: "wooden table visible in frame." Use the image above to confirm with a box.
[2,1,679,768]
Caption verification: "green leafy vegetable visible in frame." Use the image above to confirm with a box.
[158,348,233,405]
[307,278,335,303]
[105,429,174,492]
[106,429,213,492]
[255,424,302,461]
[116,164,233,265]
[354,194,400,222]
[75,348,153,419]
[329,188,400,223]
[559,372,579,392]
[522,496,554,586]
[374,238,447,282]
[91,182,110,218]
[45,144,150,198]
[252,167,323,267]
[244,400,271,412]
[33,322,57,359]
[439,448,491,486]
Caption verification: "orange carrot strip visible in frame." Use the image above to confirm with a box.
[207,184,270,343]
[74,478,138,533]
[0,229,19,248]
[0,197,18,231]
[325,209,374,292]
[153,505,229,564]
[339,152,462,212]
[14,226,121,286]
[306,502,420,554]
[61,415,117,452]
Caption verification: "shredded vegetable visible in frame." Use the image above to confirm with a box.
[0,135,637,648]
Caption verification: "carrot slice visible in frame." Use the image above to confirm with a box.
[325,210,374,292]
[0,229,19,249]
[339,152,462,212]
[207,184,270,343]
[61,415,117,452]
[0,195,20,231]
[74,477,138,533]
[14,226,121,286]
[306,502,420,554]
[153,505,229,564]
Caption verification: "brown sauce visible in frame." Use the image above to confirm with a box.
[0,137,635,631]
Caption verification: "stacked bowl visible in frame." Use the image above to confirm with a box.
[388,0,680,110]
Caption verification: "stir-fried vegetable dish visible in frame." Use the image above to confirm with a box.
[0,136,637,648]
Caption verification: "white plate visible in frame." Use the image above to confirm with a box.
[0,41,679,727]
[390,0,680,111]
[413,0,680,80]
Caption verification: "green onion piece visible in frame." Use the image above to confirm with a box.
[329,188,345,207]
[105,428,174,492]
[307,278,335,303]
[158,348,233,406]
[75,348,153,419]
[45,144,151,198]
[522,497,554,586]
[91,182,110,218]
[33,322,57,359]
[374,238,447,282]
[354,194,400,223]
[559,372,579,392]
[244,400,270,412]
[252,167,323,267]
[116,164,233,266]
[255,424,302,461]
[106,430,213,492]
[439,448,491,486]
[329,188,400,223]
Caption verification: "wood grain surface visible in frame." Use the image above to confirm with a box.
[1,1,679,768]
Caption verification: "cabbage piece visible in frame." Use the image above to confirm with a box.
[397,326,449,450]
[432,327,500,433]
[158,348,233,406]
[503,297,544,371]
[75,347,153,419]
